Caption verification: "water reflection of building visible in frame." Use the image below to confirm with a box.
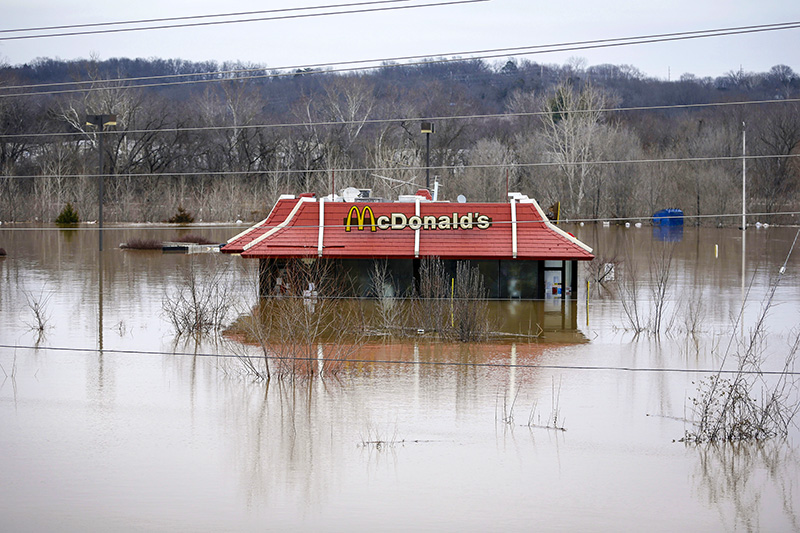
[222,190,593,333]
[491,300,586,340]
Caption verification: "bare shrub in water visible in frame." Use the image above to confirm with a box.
[680,282,707,336]
[368,259,409,335]
[412,257,491,342]
[684,235,800,443]
[23,287,53,344]
[414,256,451,334]
[172,233,216,245]
[451,261,491,342]
[649,242,676,333]
[618,241,677,335]
[230,258,366,381]
[618,254,646,334]
[120,238,162,250]
[162,256,235,336]
[526,377,567,432]
[684,330,800,443]
[359,422,403,449]
[23,287,52,333]
[584,254,619,299]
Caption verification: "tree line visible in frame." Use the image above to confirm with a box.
[1,57,798,225]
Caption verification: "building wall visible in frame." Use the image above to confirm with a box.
[259,257,580,300]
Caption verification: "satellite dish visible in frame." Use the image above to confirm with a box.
[457,194,467,203]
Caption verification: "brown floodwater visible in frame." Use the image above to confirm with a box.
[1,223,799,531]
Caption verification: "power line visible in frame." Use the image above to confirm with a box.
[1,20,798,98]
[0,0,420,34]
[0,224,247,232]
[4,19,797,91]
[0,0,488,42]
[2,153,798,181]
[1,343,798,376]
[1,211,798,232]
[2,97,799,141]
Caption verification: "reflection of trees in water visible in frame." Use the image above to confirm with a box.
[220,378,351,510]
[216,344,494,511]
[693,441,800,531]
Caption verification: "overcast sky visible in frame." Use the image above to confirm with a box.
[2,0,798,79]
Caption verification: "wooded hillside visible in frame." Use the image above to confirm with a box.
[1,57,798,224]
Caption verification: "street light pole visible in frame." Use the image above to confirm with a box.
[421,121,434,190]
[742,122,746,232]
[85,114,117,251]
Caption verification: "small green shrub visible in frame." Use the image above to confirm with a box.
[55,202,80,226]
[167,206,194,224]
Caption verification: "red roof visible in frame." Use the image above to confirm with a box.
[222,196,299,254]
[221,193,593,261]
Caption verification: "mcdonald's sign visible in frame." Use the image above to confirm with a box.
[344,205,377,232]
[344,204,493,232]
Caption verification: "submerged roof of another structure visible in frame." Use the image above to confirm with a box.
[222,191,593,261]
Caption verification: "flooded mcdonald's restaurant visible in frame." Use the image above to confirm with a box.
[221,187,595,334]
[222,187,594,296]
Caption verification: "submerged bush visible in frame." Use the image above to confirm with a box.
[412,257,491,342]
[125,234,214,249]
[55,202,79,226]
[120,238,162,250]
[162,257,234,336]
[683,247,800,444]
[367,260,410,336]
[226,258,366,381]
[171,233,215,244]
[684,374,790,443]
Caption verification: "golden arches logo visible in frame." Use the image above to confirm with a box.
[344,205,377,232]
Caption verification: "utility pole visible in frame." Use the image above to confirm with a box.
[421,121,434,190]
[742,122,746,232]
[741,121,747,335]
[85,114,117,251]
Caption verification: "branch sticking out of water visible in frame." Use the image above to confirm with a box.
[525,377,567,432]
[682,229,800,444]
[23,287,53,346]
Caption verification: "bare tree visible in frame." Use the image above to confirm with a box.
[366,90,422,199]
[539,81,620,217]
[505,88,540,135]
[674,117,740,226]
[0,73,44,221]
[319,74,376,154]
[751,102,800,218]
[765,64,797,98]
[460,138,517,201]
